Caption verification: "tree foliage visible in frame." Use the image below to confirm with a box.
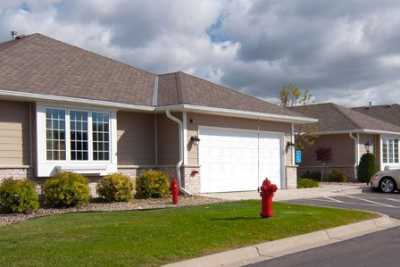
[279,84,318,149]
[357,153,378,183]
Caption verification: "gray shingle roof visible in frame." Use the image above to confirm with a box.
[291,103,400,133]
[353,104,400,127]
[158,71,304,117]
[0,33,157,106]
[0,33,307,120]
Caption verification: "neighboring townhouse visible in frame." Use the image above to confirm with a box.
[291,103,400,180]
[0,33,316,194]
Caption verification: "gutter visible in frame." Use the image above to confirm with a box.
[349,132,359,179]
[165,110,192,196]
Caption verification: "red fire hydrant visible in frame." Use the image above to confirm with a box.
[170,178,179,205]
[260,178,278,218]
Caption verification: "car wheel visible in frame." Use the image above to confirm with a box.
[379,177,396,193]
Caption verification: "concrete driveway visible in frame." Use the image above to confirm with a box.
[201,183,364,202]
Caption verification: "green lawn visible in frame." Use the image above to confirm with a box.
[0,201,375,267]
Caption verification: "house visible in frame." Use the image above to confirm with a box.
[291,103,400,180]
[0,33,316,194]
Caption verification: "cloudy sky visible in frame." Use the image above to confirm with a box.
[1,0,400,106]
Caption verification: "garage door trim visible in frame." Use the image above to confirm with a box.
[198,125,286,193]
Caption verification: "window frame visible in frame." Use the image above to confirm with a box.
[36,103,117,177]
[382,137,400,164]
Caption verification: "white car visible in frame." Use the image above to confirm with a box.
[370,169,400,193]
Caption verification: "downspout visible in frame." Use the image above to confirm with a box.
[165,110,192,196]
[349,132,358,179]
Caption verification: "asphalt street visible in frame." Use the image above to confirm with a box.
[247,191,400,267]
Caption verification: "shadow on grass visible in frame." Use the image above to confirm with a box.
[210,216,261,221]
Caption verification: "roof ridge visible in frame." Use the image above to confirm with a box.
[330,103,364,129]
[28,33,157,77]
[336,104,400,131]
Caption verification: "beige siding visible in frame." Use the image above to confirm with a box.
[157,113,179,165]
[186,113,293,166]
[0,100,31,166]
[117,111,155,165]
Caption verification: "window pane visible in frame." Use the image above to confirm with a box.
[395,139,399,163]
[46,109,66,160]
[92,112,110,161]
[383,141,388,163]
[70,111,88,161]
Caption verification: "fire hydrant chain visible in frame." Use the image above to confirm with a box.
[260,178,278,218]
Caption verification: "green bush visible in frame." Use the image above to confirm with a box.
[358,152,378,183]
[43,172,89,208]
[0,179,39,214]
[300,170,321,181]
[97,173,134,202]
[327,169,349,182]
[135,170,170,199]
[298,178,320,188]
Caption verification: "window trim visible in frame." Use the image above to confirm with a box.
[36,102,117,177]
[382,136,400,165]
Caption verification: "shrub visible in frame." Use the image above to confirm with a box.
[327,169,349,182]
[300,170,321,181]
[298,178,320,188]
[97,173,134,202]
[135,170,170,199]
[0,179,39,214]
[358,152,378,183]
[43,172,89,208]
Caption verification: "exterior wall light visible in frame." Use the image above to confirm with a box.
[364,140,372,153]
[190,136,200,145]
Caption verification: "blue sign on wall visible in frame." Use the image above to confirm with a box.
[295,150,302,164]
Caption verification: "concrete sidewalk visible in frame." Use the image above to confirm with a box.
[201,183,365,202]
[163,214,399,267]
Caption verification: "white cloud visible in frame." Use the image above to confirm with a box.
[2,0,400,106]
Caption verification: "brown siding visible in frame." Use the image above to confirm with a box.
[0,100,31,166]
[117,111,155,165]
[157,113,179,165]
[186,113,293,166]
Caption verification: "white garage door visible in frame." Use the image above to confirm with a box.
[199,126,283,193]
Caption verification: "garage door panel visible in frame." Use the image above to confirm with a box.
[199,126,282,193]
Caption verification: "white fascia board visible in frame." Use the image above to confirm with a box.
[311,129,400,136]
[158,104,318,124]
[0,89,155,112]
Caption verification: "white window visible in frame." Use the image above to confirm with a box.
[382,138,399,164]
[46,109,66,160]
[70,111,89,161]
[92,112,110,161]
[37,104,117,176]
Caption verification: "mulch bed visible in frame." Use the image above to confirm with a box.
[0,196,224,227]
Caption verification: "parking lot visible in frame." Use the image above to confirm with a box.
[249,191,400,267]
[288,191,400,219]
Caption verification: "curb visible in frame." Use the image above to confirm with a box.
[163,215,400,267]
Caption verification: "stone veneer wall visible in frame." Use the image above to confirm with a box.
[285,166,297,189]
[0,167,32,182]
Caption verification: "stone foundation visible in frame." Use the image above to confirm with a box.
[0,167,32,182]
[285,166,298,189]
[183,166,201,193]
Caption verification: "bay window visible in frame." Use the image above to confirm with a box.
[37,104,117,177]
[382,138,399,164]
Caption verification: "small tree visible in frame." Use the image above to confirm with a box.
[357,153,378,183]
[279,84,318,149]
[316,147,332,180]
